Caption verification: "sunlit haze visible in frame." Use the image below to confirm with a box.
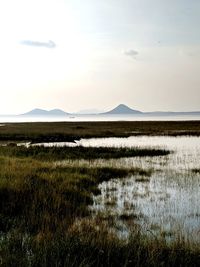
[0,0,200,114]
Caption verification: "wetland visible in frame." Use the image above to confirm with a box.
[0,121,200,266]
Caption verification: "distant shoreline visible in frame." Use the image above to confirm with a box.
[0,114,200,123]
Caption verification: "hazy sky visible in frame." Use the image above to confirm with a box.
[0,0,200,114]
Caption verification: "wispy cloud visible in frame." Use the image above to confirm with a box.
[20,40,56,48]
[124,49,139,59]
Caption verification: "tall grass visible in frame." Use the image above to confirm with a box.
[0,148,200,266]
[0,145,170,161]
[0,157,145,233]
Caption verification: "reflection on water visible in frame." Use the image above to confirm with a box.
[31,142,77,147]
[78,136,200,242]
[11,136,200,242]
[78,136,200,171]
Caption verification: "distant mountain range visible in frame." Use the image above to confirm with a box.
[23,108,68,116]
[21,104,200,116]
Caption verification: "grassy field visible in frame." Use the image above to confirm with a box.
[0,122,200,266]
[0,121,200,143]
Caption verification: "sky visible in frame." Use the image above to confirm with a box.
[0,0,200,114]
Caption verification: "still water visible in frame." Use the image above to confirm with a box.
[0,114,200,122]
[18,136,200,242]
[80,136,200,242]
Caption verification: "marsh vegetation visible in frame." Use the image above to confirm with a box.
[0,122,200,266]
[0,121,200,143]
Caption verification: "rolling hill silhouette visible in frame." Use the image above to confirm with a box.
[23,108,68,116]
[103,104,142,114]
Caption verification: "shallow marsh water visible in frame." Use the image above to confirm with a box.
[80,136,200,242]
[13,136,200,242]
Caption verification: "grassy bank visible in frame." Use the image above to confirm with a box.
[0,145,170,161]
[1,222,200,267]
[0,121,200,143]
[0,157,144,234]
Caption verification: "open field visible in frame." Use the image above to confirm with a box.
[0,121,200,143]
